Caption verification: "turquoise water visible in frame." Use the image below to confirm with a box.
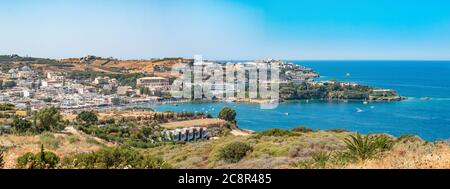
[148,61,450,141]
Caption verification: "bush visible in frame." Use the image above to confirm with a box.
[257,128,294,137]
[11,116,33,133]
[342,134,394,161]
[62,147,170,169]
[326,128,349,133]
[219,142,253,163]
[312,151,330,167]
[76,111,98,125]
[218,107,237,124]
[372,134,395,151]
[32,107,64,132]
[16,145,60,169]
[397,134,423,143]
[291,126,314,133]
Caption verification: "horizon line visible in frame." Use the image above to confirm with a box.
[2,54,450,62]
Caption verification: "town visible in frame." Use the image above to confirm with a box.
[0,55,319,112]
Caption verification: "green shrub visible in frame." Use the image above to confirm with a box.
[219,142,253,163]
[11,117,34,134]
[218,107,237,124]
[372,134,395,151]
[16,145,60,169]
[76,111,98,125]
[330,151,354,166]
[290,160,315,169]
[326,128,349,133]
[342,134,394,161]
[312,151,330,167]
[62,147,170,169]
[292,126,314,133]
[32,107,64,132]
[397,134,423,143]
[257,128,294,137]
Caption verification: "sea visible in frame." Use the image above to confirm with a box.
[147,61,450,141]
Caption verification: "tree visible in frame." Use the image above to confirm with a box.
[11,116,33,133]
[218,107,237,124]
[43,97,53,103]
[33,107,64,132]
[0,147,4,169]
[76,111,98,125]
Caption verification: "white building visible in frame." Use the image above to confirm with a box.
[136,77,170,90]
[117,86,133,96]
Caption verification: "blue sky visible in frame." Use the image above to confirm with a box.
[1,0,450,60]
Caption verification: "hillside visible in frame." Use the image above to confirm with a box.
[0,127,112,168]
[2,127,448,169]
[0,54,193,75]
[144,130,450,169]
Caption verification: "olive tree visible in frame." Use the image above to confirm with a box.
[76,111,98,125]
[32,107,64,132]
[218,107,237,124]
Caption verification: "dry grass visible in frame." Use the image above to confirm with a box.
[143,131,450,169]
[2,124,449,169]
[346,141,450,169]
[0,127,112,169]
[143,131,349,169]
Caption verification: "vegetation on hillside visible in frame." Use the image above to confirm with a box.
[16,145,60,169]
[1,106,447,169]
[76,111,98,125]
[61,147,170,169]
[219,142,253,163]
[9,107,64,134]
[218,107,237,124]
[279,81,400,101]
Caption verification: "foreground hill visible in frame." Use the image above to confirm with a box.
[145,130,450,169]
[0,127,112,168]
[2,127,448,169]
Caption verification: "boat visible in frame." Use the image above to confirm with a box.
[356,108,364,113]
[346,73,351,77]
[284,113,289,116]
[363,101,369,105]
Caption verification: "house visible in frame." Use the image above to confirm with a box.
[77,86,96,95]
[46,72,65,81]
[136,77,170,90]
[117,86,133,96]
[93,76,109,85]
[15,110,28,117]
